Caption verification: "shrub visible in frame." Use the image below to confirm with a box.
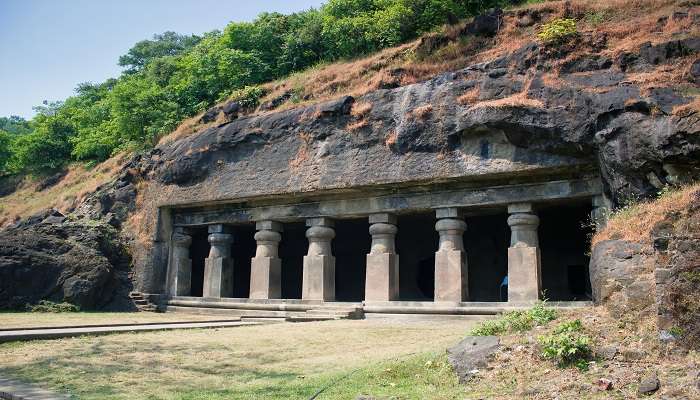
[537,18,577,43]
[222,85,266,109]
[538,319,592,370]
[27,300,80,313]
[470,301,558,336]
[470,319,508,336]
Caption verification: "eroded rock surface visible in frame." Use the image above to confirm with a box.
[447,336,500,383]
[0,211,133,310]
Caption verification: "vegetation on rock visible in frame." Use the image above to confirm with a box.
[26,300,80,313]
[470,302,558,336]
[537,17,577,43]
[0,0,517,176]
[538,319,592,370]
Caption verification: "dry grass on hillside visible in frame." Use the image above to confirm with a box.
[593,182,700,245]
[158,0,692,146]
[0,154,127,227]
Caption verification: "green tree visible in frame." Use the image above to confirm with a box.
[118,31,201,73]
[11,103,74,174]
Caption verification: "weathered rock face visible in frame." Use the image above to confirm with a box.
[0,211,133,310]
[588,240,657,318]
[1,9,699,309]
[144,37,699,209]
[653,190,700,350]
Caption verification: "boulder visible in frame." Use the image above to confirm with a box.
[0,219,133,311]
[447,336,500,383]
[638,373,660,395]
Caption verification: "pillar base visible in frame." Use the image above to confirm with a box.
[435,250,468,302]
[302,255,335,301]
[170,257,192,296]
[203,257,234,298]
[507,246,541,303]
[365,253,399,301]
[249,257,281,299]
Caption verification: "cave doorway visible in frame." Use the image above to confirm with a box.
[231,224,256,298]
[188,227,209,297]
[538,201,593,301]
[465,212,510,302]
[279,221,306,299]
[333,218,369,302]
[396,212,438,301]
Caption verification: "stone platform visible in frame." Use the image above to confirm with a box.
[160,295,592,319]
[0,320,262,343]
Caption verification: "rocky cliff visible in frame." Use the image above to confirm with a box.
[1,3,699,312]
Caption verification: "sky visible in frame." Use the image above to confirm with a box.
[0,0,326,119]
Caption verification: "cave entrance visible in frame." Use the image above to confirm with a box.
[231,224,256,298]
[333,218,369,302]
[188,227,209,297]
[279,221,306,299]
[396,212,438,301]
[538,201,593,301]
[465,212,510,302]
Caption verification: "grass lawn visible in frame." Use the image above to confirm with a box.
[0,318,478,399]
[0,312,236,330]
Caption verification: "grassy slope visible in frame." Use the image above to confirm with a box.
[593,182,700,245]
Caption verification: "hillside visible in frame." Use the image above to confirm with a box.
[0,1,699,398]
[2,0,698,226]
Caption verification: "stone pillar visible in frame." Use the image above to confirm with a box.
[302,217,335,301]
[365,213,399,302]
[591,195,610,230]
[507,203,541,303]
[168,227,192,296]
[202,224,234,298]
[434,208,468,302]
[249,220,283,299]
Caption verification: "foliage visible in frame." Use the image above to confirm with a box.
[538,319,592,370]
[2,0,520,175]
[537,18,577,43]
[118,31,201,73]
[226,86,267,109]
[26,300,80,313]
[470,301,558,335]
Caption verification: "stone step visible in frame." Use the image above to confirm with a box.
[133,299,148,305]
[305,309,351,316]
[306,308,364,319]
[287,315,339,322]
[240,317,287,324]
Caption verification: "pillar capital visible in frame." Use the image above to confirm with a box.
[306,217,334,228]
[254,230,282,243]
[172,228,192,247]
[436,207,463,219]
[256,220,283,232]
[507,213,540,229]
[306,225,335,242]
[369,213,397,225]
[208,232,233,247]
[208,224,232,234]
[435,218,467,233]
[507,203,533,214]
